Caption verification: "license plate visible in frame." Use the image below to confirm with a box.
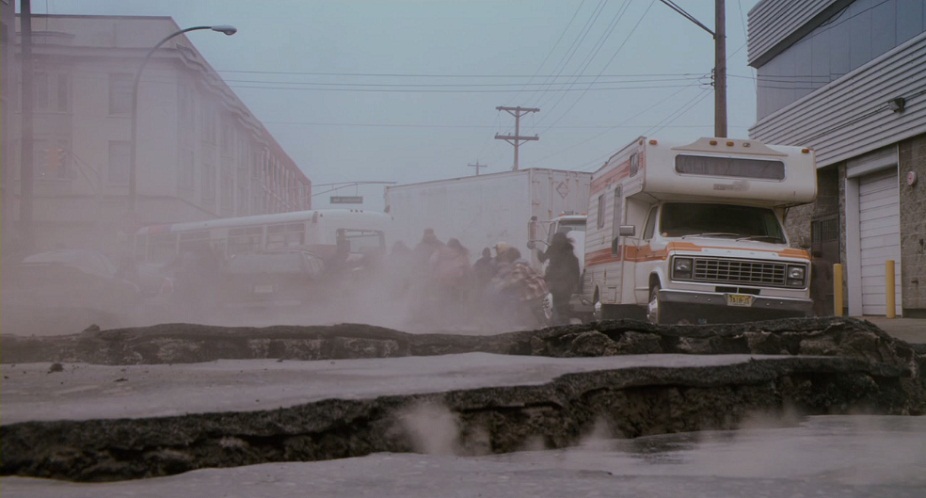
[726,294,754,307]
[254,284,275,294]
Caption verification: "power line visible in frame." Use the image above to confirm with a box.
[227,81,700,94]
[535,0,634,128]
[539,0,656,133]
[529,0,609,110]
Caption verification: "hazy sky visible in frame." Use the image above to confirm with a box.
[31,0,760,208]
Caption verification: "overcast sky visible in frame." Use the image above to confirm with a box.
[31,0,760,208]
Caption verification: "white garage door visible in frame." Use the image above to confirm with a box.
[858,169,902,316]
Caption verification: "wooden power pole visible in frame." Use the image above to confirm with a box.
[468,161,488,176]
[19,0,35,251]
[494,106,539,171]
[714,0,727,138]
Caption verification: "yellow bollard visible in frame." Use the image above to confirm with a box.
[833,263,843,317]
[886,260,896,318]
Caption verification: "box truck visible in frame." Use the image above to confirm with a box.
[384,168,591,270]
[584,137,817,324]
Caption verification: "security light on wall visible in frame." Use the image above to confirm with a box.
[888,97,906,113]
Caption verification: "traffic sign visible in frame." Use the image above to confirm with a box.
[330,196,363,204]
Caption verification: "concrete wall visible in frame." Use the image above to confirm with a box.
[898,135,926,313]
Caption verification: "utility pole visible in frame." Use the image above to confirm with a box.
[494,106,539,171]
[657,0,726,138]
[19,0,35,251]
[714,0,727,138]
[468,161,488,176]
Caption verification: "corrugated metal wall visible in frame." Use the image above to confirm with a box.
[747,0,837,66]
[749,31,926,168]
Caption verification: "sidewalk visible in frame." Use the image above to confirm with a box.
[856,315,926,344]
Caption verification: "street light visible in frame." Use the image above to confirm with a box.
[129,25,237,214]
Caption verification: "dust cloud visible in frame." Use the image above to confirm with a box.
[2,232,537,336]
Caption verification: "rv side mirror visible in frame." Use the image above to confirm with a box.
[527,216,538,248]
[619,225,636,237]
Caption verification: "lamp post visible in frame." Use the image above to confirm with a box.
[128,24,237,215]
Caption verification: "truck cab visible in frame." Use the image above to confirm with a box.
[618,201,811,324]
[528,212,593,321]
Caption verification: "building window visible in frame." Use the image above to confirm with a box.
[201,102,216,144]
[220,169,234,215]
[177,84,195,142]
[108,140,130,184]
[202,161,216,204]
[596,194,606,229]
[56,74,68,112]
[178,149,195,191]
[109,73,133,115]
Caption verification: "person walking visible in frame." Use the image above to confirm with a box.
[541,232,581,325]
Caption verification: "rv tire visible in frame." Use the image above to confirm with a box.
[646,283,664,324]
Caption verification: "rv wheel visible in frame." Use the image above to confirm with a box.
[646,284,662,324]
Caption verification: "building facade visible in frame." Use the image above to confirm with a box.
[748,0,926,317]
[2,14,311,260]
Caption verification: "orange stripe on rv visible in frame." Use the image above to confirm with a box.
[586,247,622,265]
[586,241,809,266]
[590,163,631,195]
[778,248,811,259]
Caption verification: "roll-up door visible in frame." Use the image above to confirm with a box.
[858,169,902,316]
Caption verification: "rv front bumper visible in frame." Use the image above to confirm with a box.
[660,288,814,321]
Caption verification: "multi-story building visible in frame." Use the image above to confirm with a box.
[2,14,311,260]
[748,0,926,317]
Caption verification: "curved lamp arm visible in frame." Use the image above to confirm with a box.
[129,25,237,214]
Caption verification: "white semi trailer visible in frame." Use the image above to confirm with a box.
[384,168,591,270]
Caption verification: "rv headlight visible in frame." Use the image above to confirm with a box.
[787,265,806,286]
[673,257,693,278]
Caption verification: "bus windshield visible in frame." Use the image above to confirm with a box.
[659,203,786,242]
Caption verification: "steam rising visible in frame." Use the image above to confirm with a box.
[397,401,461,456]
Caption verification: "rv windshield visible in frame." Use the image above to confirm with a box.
[659,203,786,242]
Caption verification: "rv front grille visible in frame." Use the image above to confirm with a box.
[690,258,787,286]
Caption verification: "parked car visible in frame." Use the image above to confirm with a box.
[2,249,142,333]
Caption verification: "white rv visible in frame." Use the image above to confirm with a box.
[584,137,817,324]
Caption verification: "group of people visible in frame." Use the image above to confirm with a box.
[384,228,581,330]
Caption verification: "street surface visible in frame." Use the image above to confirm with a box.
[3,415,924,497]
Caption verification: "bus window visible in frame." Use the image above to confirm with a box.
[267,223,305,250]
[228,226,263,256]
[338,229,385,255]
[178,231,211,253]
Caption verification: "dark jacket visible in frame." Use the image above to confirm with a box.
[543,235,580,296]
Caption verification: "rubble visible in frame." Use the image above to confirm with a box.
[1,317,924,482]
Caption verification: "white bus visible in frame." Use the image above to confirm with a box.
[133,209,391,265]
